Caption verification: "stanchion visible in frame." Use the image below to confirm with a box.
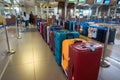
[4,25,16,54]
[101,26,110,68]
[16,19,22,39]
[58,20,60,25]
[73,22,75,31]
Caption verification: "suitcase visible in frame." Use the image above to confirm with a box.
[108,28,116,44]
[37,20,46,31]
[40,22,47,36]
[49,25,62,51]
[65,21,75,31]
[49,31,56,52]
[96,27,116,44]
[68,42,103,80]
[47,26,51,44]
[55,31,80,66]
[43,24,50,42]
[80,22,89,36]
[88,26,98,39]
[62,38,86,75]
[49,25,62,31]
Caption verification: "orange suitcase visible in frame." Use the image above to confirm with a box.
[62,38,86,75]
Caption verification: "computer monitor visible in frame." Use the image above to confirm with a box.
[86,0,94,4]
[78,0,86,3]
[117,0,120,4]
[4,0,11,3]
[103,0,110,4]
[69,0,75,2]
[95,0,104,4]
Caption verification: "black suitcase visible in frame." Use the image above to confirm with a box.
[108,28,116,44]
[97,27,116,44]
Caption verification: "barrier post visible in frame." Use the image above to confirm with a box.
[16,18,22,39]
[4,24,15,54]
[101,26,110,67]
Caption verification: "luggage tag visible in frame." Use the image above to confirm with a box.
[86,44,96,52]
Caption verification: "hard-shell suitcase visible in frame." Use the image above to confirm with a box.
[40,22,47,36]
[49,31,56,52]
[108,28,116,44]
[43,24,50,42]
[68,42,103,80]
[62,38,86,75]
[37,20,46,31]
[55,31,80,66]
[47,26,51,44]
[96,27,116,44]
[49,25,62,51]
[49,25,62,31]
[65,21,75,31]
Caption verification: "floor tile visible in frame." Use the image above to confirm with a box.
[2,63,35,80]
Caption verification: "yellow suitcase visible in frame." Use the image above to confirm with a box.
[62,38,86,75]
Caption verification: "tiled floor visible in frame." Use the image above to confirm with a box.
[0,26,120,80]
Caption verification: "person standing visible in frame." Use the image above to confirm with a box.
[22,12,29,30]
[56,13,59,25]
[29,11,34,25]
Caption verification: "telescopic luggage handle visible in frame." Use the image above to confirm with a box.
[74,40,83,43]
[66,33,74,39]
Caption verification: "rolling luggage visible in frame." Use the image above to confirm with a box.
[49,25,62,51]
[49,31,56,52]
[68,42,103,80]
[55,31,80,66]
[65,21,75,31]
[62,38,86,75]
[37,20,46,31]
[96,27,116,44]
[47,26,51,44]
[80,22,89,36]
[49,25,62,31]
[108,28,116,44]
[43,24,50,42]
[40,22,47,36]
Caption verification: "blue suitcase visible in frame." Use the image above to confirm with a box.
[49,25,62,50]
[65,21,75,31]
[55,31,80,66]
[80,22,89,36]
[49,25,62,31]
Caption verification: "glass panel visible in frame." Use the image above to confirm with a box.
[4,0,11,3]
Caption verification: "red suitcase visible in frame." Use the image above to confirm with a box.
[68,42,103,80]
[40,22,47,36]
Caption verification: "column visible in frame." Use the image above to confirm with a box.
[35,6,38,15]
[64,2,67,21]
[107,7,110,16]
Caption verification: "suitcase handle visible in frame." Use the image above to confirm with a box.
[86,45,96,52]
[74,40,83,43]
[66,33,74,39]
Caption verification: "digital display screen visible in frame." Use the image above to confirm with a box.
[78,0,86,3]
[118,0,120,4]
[4,0,11,3]
[104,0,110,4]
[96,0,103,4]
[69,0,75,2]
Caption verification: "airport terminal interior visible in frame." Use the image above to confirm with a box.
[0,0,120,80]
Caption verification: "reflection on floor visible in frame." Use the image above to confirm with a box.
[0,26,120,80]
